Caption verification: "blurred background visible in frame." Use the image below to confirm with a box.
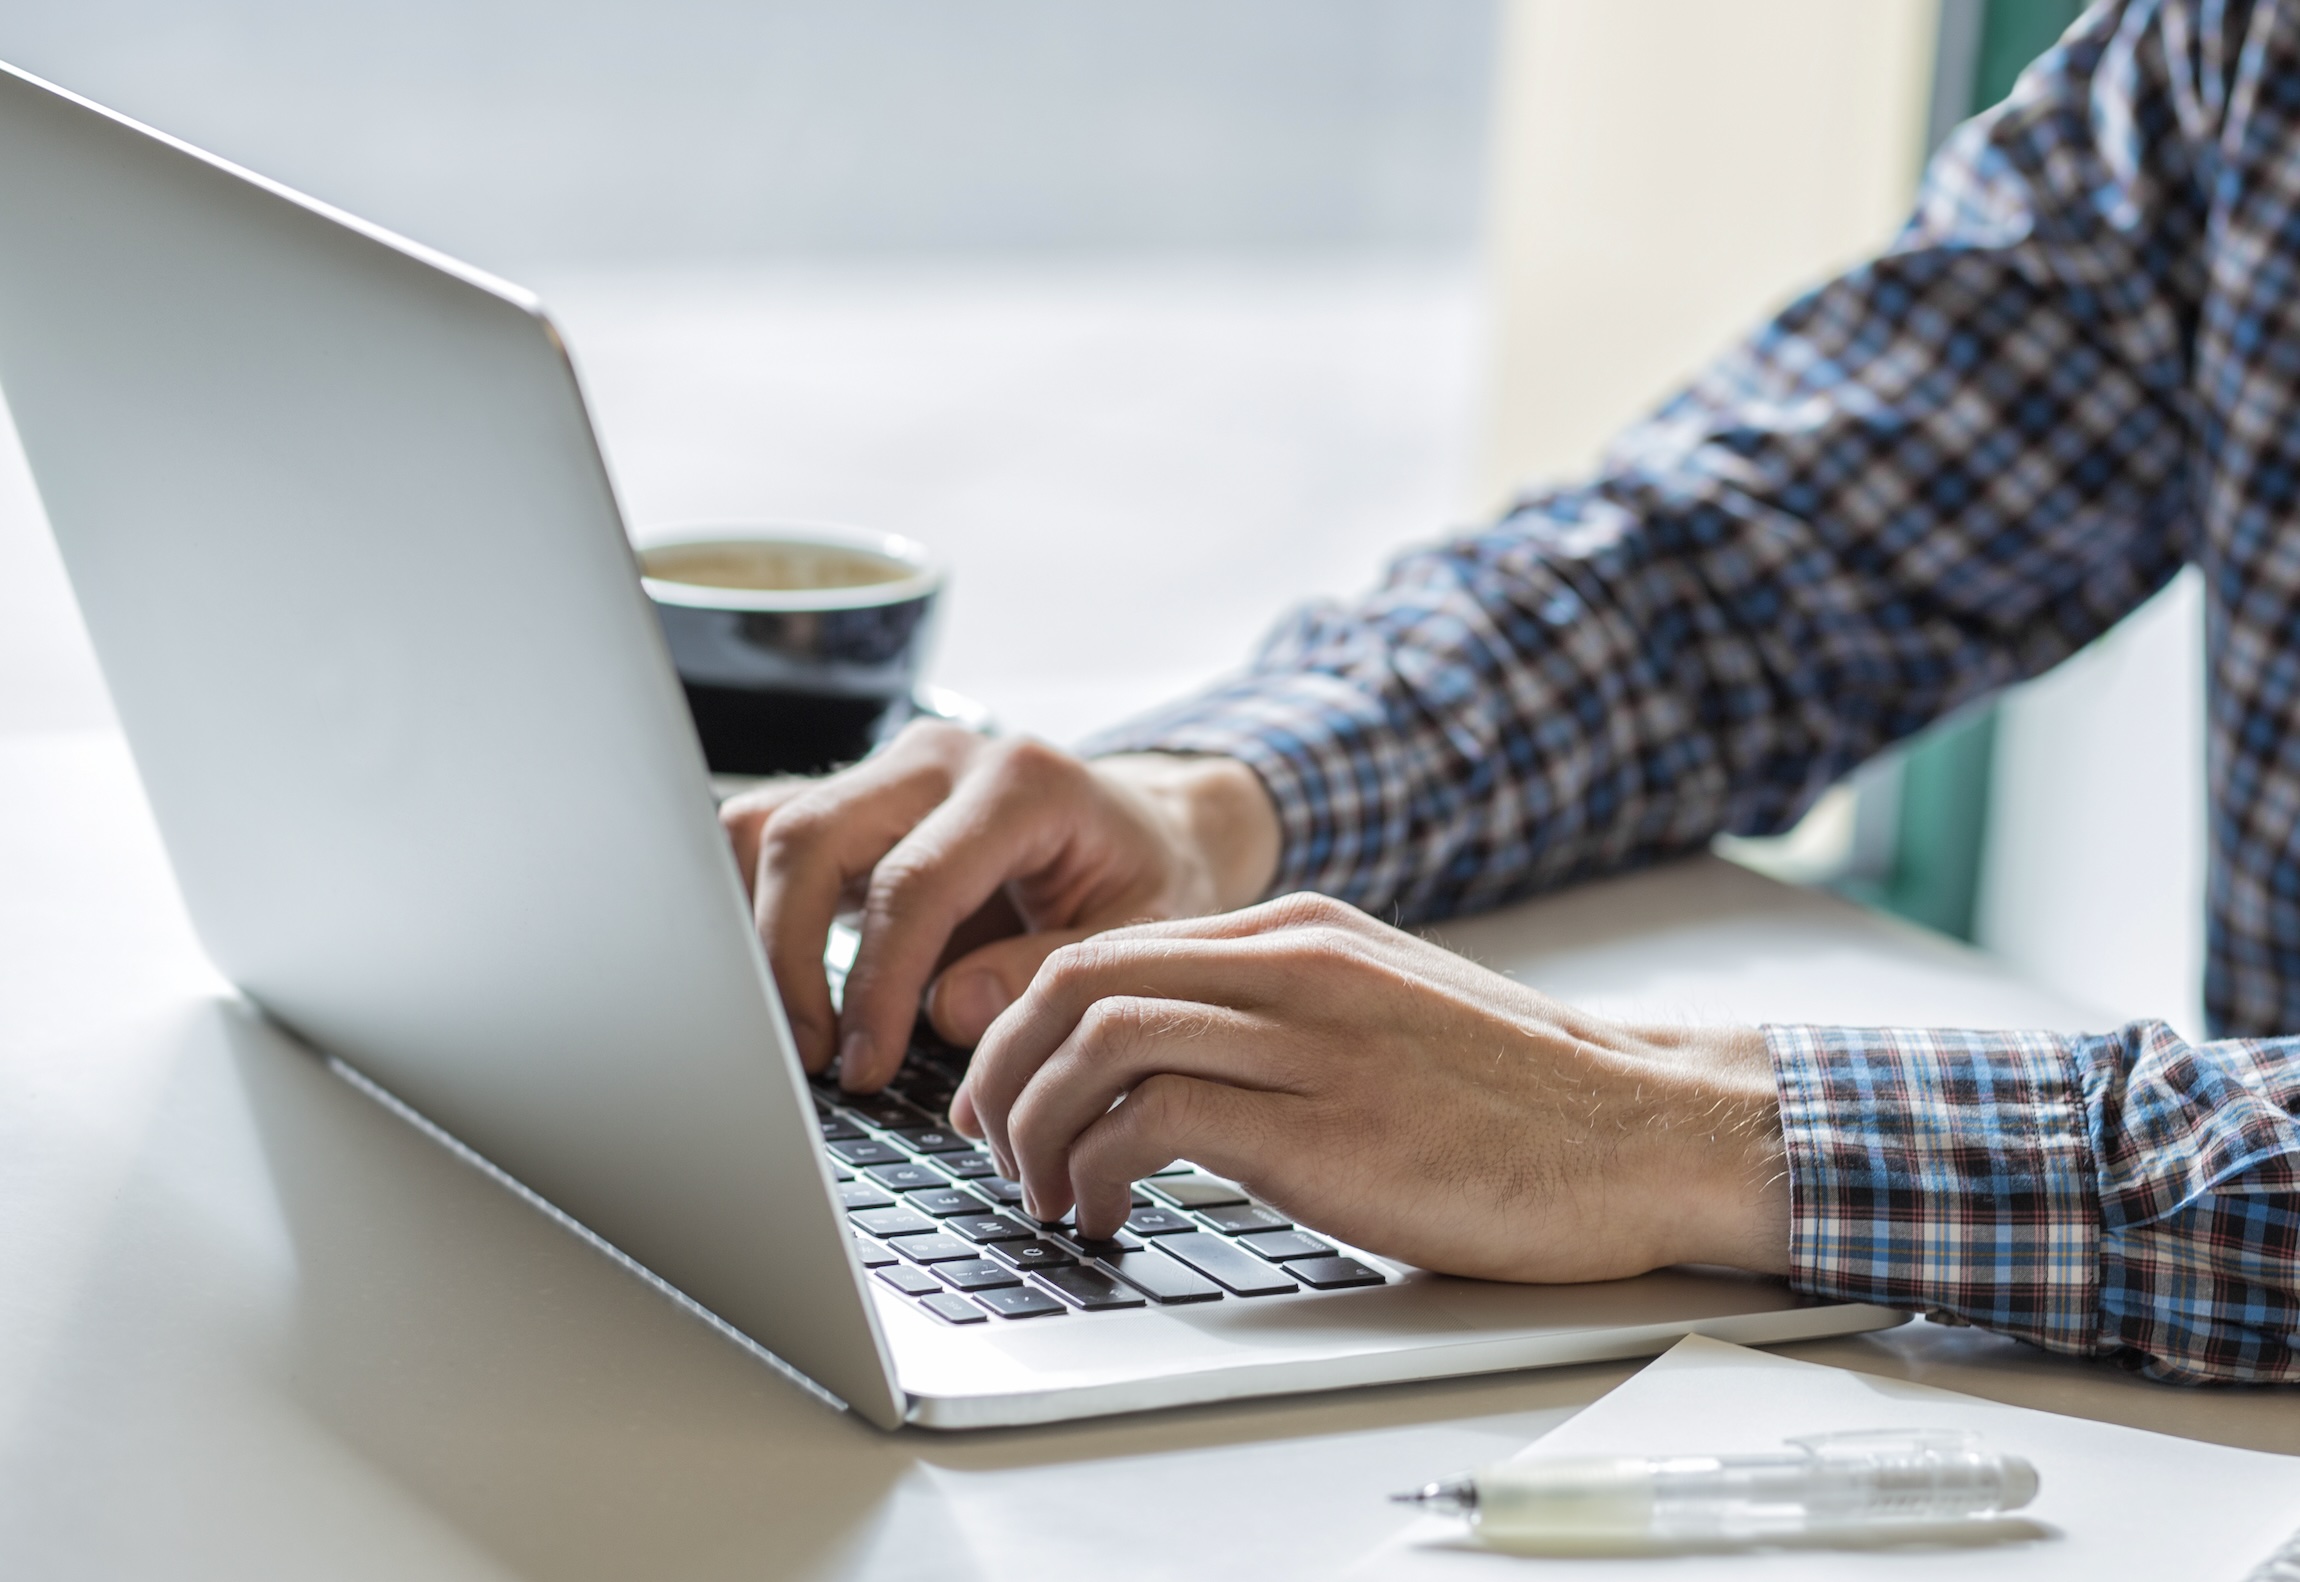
[0,0,2202,1035]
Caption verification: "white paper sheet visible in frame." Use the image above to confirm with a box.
[1351,1335,2300,1580]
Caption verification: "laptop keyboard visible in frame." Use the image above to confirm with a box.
[810,1033,1389,1325]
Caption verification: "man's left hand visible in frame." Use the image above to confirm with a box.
[951,893,1791,1284]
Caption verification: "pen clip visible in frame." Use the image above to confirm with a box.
[1785,1429,1982,1462]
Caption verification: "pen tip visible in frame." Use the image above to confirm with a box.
[1389,1477,1474,1515]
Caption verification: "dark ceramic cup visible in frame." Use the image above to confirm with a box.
[638,523,946,776]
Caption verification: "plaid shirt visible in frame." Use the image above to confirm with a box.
[1091,1,2300,1383]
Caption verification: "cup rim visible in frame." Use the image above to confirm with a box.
[633,520,943,613]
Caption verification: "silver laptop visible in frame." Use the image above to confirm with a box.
[0,60,1905,1430]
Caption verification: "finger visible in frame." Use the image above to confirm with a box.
[835,741,1087,1090]
[717,777,818,899]
[1066,1073,1276,1238]
[751,748,972,1071]
[1084,889,1381,948]
[1008,886,1529,1019]
[1002,998,1287,1221]
[927,925,1100,1048]
[957,929,1358,1161]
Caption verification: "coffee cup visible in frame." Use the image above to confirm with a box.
[637,522,948,776]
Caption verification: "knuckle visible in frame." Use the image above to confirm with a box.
[1258,919,1364,974]
[755,799,834,862]
[890,716,973,756]
[1039,938,1124,993]
[988,734,1075,792]
[1072,995,1146,1053]
[1129,1072,1205,1138]
[1264,891,1358,931]
[862,848,941,915]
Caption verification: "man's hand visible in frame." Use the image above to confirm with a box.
[719,722,1280,1092]
[950,894,1791,1283]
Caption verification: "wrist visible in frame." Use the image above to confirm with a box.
[1611,1020,1793,1275]
[1092,753,1281,914]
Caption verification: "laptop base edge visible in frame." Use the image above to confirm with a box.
[899,1300,1911,1430]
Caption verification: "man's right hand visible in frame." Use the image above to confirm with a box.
[719,721,1281,1093]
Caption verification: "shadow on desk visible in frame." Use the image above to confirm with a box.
[221,997,908,1577]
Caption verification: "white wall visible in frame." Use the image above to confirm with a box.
[1978,575,2208,1038]
[1477,0,1938,505]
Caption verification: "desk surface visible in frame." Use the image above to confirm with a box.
[1,730,2291,1582]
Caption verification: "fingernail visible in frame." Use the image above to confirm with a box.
[938,970,1011,1037]
[837,1029,874,1088]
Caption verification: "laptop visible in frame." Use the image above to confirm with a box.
[0,60,1906,1430]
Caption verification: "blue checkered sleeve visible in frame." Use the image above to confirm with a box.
[1084,2,2194,920]
[1771,1021,2300,1384]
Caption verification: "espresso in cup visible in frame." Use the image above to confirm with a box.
[638,524,943,777]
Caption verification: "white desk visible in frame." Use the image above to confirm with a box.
[1,730,2292,1581]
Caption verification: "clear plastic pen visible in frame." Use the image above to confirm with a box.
[1392,1430,2039,1544]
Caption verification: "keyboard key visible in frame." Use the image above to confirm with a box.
[938,1151,999,1179]
[893,1126,973,1154]
[1145,1161,1194,1177]
[839,1093,926,1128]
[947,1213,1038,1244]
[851,1234,899,1268]
[1099,1247,1223,1304]
[893,1233,977,1264]
[937,1258,1024,1292]
[903,1029,967,1065]
[849,1206,936,1239]
[875,1264,942,1296]
[839,1181,897,1211]
[1155,1233,1300,1296]
[1036,1263,1149,1311]
[828,1137,908,1168]
[819,1114,866,1143]
[919,1292,987,1325]
[907,1187,989,1218]
[1051,1227,1143,1259]
[1287,1256,1387,1290]
[865,1162,946,1193]
[975,1284,1066,1320]
[1148,1175,1249,1209]
[1197,1204,1291,1236]
[972,1176,1026,1206]
[987,1238,1076,1272]
[1124,1207,1197,1238]
[1235,1229,1334,1262]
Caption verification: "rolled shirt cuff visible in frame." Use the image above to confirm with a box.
[1766,1023,2101,1356]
